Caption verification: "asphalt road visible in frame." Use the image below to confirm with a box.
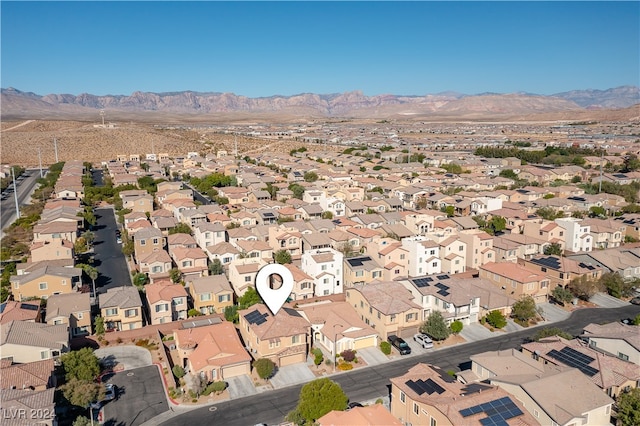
[160,304,640,426]
[102,365,169,426]
[92,168,104,186]
[0,169,41,235]
[93,207,132,294]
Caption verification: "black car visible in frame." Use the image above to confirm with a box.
[388,334,411,355]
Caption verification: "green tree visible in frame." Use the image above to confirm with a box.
[312,348,324,367]
[304,171,319,182]
[321,211,334,220]
[74,237,88,254]
[94,315,105,337]
[622,153,640,173]
[536,207,562,221]
[600,272,633,298]
[440,205,455,217]
[61,378,104,408]
[169,268,182,284]
[168,223,192,235]
[511,295,538,323]
[380,341,392,355]
[421,311,450,341]
[209,258,224,275]
[617,388,640,426]
[239,286,262,309]
[544,242,563,256]
[172,365,186,379]
[569,275,604,300]
[499,169,518,179]
[551,286,574,306]
[132,272,149,288]
[122,238,134,257]
[589,206,607,218]
[188,308,203,318]
[450,320,463,334]
[633,313,640,326]
[61,347,101,381]
[72,416,92,426]
[488,216,506,234]
[531,327,573,341]
[224,305,239,323]
[274,249,292,264]
[441,163,463,174]
[485,310,507,329]
[289,183,305,199]
[253,358,276,379]
[287,378,348,424]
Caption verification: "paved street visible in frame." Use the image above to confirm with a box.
[157,304,640,426]
[0,169,41,238]
[93,207,132,294]
[102,365,169,426]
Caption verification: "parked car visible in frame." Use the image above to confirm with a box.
[104,383,117,401]
[387,334,411,355]
[413,333,434,349]
[347,402,364,410]
[630,297,640,305]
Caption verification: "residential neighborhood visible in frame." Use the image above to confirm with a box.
[1,125,640,426]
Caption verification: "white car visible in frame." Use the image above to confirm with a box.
[414,333,434,349]
[104,383,117,401]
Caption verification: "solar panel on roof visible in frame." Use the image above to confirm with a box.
[437,275,450,280]
[438,290,450,297]
[0,303,5,314]
[405,379,445,396]
[245,310,268,325]
[20,303,39,311]
[547,347,598,377]
[405,380,423,395]
[413,278,431,288]
[460,396,523,425]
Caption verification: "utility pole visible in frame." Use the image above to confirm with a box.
[234,134,238,158]
[11,166,20,219]
[38,148,43,178]
[54,138,59,163]
[598,148,604,193]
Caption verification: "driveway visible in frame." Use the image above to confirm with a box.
[102,365,169,426]
[95,346,152,371]
[226,374,258,399]
[357,346,390,366]
[269,363,315,389]
[590,292,630,308]
[459,323,496,342]
[536,302,571,323]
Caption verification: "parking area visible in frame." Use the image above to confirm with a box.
[102,365,169,426]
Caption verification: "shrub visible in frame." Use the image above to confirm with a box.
[340,349,356,362]
[172,365,186,379]
[375,398,383,405]
[202,381,227,396]
[450,320,463,334]
[337,362,353,371]
[380,341,392,355]
[253,358,276,380]
[312,348,324,367]
[485,310,507,329]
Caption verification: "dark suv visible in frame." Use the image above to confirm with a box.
[388,334,411,355]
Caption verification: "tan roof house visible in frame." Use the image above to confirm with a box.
[45,292,91,338]
[299,301,378,359]
[138,249,173,281]
[238,304,310,367]
[0,388,56,426]
[343,256,385,287]
[0,358,55,390]
[32,221,78,244]
[318,404,401,426]
[187,275,234,315]
[171,247,209,282]
[228,258,267,296]
[145,281,188,325]
[174,321,251,383]
[581,322,640,365]
[479,262,551,303]
[99,286,144,331]
[133,226,165,262]
[10,266,82,301]
[0,301,41,325]
[120,189,154,214]
[29,239,74,263]
[390,363,538,426]
[346,281,422,340]
[0,321,69,363]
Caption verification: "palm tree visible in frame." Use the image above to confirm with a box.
[81,265,99,298]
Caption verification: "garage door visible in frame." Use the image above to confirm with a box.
[280,353,305,367]
[398,326,419,339]
[222,363,251,379]
[353,336,377,350]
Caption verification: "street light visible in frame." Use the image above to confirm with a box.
[333,323,343,373]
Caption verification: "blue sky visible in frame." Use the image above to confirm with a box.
[2,1,638,97]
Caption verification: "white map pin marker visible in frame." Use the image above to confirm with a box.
[255,263,294,315]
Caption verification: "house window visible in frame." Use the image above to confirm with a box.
[182,260,192,268]
[432,262,438,267]
[78,312,84,319]
[174,297,184,305]
[125,309,137,318]
[429,250,435,255]
[218,294,230,303]
[155,304,168,313]
[413,403,419,415]
[105,308,118,316]
[323,290,330,296]
[459,245,464,251]
[140,239,146,246]
[62,279,67,285]
[39,282,48,290]
[292,335,300,344]
[618,352,629,361]
[390,314,396,323]
[355,270,364,277]
[40,350,48,360]
[406,313,414,321]
[400,391,405,403]
[323,278,329,284]
[200,293,212,301]
[534,409,539,418]
[223,257,232,263]
[245,276,252,282]
[152,266,163,273]
[269,340,281,349]
[153,238,159,245]
[400,254,405,260]
[321,265,327,271]
[372,271,381,279]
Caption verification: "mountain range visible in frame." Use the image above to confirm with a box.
[1,86,638,120]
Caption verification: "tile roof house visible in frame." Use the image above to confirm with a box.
[174,321,251,382]
[228,258,267,296]
[521,335,640,398]
[0,321,69,363]
[171,246,209,282]
[346,281,422,339]
[581,322,640,365]
[0,358,56,390]
[44,292,91,338]
[99,286,144,331]
[10,265,82,301]
[238,304,310,367]
[318,404,401,426]
[390,363,537,426]
[187,275,234,315]
[29,239,75,263]
[479,262,551,303]
[299,301,378,359]
[137,249,173,281]
[0,301,41,325]
[0,388,56,426]
[145,281,189,325]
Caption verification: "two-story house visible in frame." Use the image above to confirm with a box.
[99,286,144,331]
[300,248,344,296]
[44,292,91,338]
[187,275,234,315]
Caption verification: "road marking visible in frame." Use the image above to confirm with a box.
[208,406,217,412]
[127,372,135,377]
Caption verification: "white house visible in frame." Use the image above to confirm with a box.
[555,217,593,253]
[300,248,344,297]
[401,236,441,277]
